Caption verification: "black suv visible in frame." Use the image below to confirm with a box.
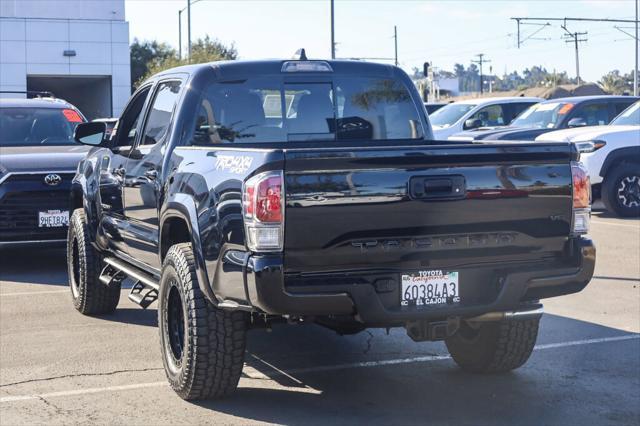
[0,93,87,247]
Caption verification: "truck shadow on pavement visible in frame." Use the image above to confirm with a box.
[95,307,158,327]
[0,247,68,286]
[191,315,639,426]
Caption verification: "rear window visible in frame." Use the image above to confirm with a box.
[0,107,84,147]
[189,76,423,145]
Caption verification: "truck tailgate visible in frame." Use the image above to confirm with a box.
[283,143,576,274]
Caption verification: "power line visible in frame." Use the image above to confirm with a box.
[511,13,640,95]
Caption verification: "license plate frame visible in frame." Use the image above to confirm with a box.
[38,210,69,228]
[400,270,460,307]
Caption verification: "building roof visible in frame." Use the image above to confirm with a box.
[449,83,611,101]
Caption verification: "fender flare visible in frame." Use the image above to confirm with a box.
[600,146,640,178]
[71,164,99,241]
[160,194,217,304]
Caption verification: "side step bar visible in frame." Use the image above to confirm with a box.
[103,257,160,309]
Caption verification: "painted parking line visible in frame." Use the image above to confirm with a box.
[591,220,640,229]
[1,334,638,404]
[0,382,167,403]
[0,290,69,297]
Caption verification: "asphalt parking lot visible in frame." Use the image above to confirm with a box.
[1,208,638,425]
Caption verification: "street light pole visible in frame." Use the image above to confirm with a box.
[187,0,192,61]
[178,9,182,60]
[330,0,335,59]
[635,0,638,96]
[394,25,398,66]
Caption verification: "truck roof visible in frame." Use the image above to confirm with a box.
[454,97,543,105]
[152,59,400,80]
[542,95,640,104]
[0,97,76,109]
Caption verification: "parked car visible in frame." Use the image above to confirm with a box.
[536,100,640,217]
[0,93,87,248]
[68,59,594,401]
[430,97,542,139]
[449,95,638,141]
[424,102,448,114]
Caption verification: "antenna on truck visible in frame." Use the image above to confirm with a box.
[292,48,308,60]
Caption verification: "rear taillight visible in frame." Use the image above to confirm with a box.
[242,171,284,251]
[571,161,591,235]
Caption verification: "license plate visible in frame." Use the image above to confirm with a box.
[401,270,460,307]
[38,210,69,228]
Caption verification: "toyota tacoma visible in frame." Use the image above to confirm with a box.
[68,58,596,400]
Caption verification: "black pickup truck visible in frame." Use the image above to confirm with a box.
[68,58,595,400]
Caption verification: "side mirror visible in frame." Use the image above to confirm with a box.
[567,117,587,128]
[464,118,482,130]
[74,121,107,146]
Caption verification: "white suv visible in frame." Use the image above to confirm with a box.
[536,101,640,217]
[430,97,542,140]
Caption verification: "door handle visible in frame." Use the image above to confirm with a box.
[144,169,158,180]
[113,166,126,177]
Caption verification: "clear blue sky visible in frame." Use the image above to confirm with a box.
[125,0,638,82]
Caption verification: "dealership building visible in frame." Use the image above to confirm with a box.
[0,0,131,119]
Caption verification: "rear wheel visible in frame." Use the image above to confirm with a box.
[602,164,640,217]
[67,209,120,314]
[159,243,248,400]
[445,317,539,373]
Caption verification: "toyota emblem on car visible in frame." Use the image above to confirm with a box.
[44,174,62,186]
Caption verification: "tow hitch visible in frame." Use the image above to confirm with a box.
[405,318,460,342]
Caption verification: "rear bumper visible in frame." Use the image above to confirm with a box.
[244,237,595,325]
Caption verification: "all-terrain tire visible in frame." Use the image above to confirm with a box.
[159,243,248,400]
[601,164,640,218]
[445,318,539,373]
[67,209,120,314]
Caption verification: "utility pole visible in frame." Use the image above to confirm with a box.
[394,25,398,66]
[472,54,491,94]
[330,0,335,59]
[187,0,192,61]
[561,25,587,85]
[633,0,640,96]
[178,10,182,60]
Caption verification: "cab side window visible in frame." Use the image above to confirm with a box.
[113,86,151,147]
[571,103,609,126]
[469,104,505,127]
[141,80,182,146]
[508,102,536,123]
[613,101,633,117]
